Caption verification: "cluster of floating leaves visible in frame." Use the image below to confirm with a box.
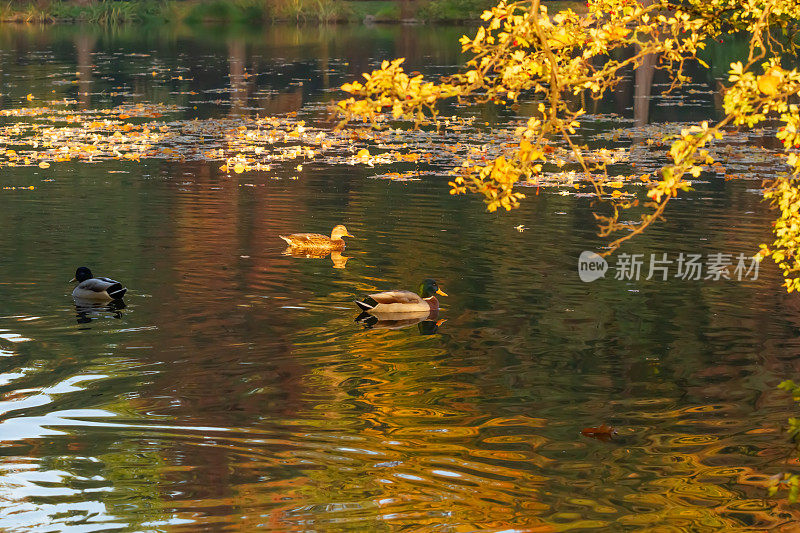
[360,115,791,201]
[593,121,790,186]
[501,116,791,202]
[0,100,498,184]
[0,100,545,186]
[0,100,789,203]
[1,102,323,172]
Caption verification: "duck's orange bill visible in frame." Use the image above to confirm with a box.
[436,288,448,296]
[345,233,355,238]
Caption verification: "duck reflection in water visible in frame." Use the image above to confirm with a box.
[74,297,126,324]
[355,309,445,335]
[281,247,350,269]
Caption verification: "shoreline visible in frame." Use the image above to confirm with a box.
[0,0,587,25]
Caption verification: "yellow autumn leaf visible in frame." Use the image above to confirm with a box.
[757,68,782,96]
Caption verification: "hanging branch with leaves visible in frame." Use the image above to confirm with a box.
[337,0,800,289]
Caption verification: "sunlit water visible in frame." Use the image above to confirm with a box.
[1,22,799,532]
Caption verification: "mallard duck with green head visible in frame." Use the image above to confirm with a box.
[71,267,127,301]
[355,278,447,314]
[279,225,353,251]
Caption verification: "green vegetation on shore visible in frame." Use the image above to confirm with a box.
[0,0,343,23]
[0,0,586,24]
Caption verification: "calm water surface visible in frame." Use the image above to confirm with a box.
[1,23,800,532]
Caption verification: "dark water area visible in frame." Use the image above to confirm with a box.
[1,22,800,531]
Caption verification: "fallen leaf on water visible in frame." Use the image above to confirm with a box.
[581,424,618,441]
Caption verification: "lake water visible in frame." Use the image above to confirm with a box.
[1,22,799,532]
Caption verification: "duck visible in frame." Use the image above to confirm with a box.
[279,225,353,251]
[71,267,127,301]
[355,278,447,314]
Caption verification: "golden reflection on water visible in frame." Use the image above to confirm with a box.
[283,247,351,269]
[3,164,800,529]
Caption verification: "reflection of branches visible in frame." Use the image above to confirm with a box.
[75,34,95,110]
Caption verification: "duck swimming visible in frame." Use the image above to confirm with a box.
[71,267,127,301]
[279,225,353,251]
[355,278,447,314]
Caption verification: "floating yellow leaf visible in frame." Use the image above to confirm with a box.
[38,161,50,169]
[233,163,245,174]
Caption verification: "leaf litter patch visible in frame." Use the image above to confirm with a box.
[0,100,792,203]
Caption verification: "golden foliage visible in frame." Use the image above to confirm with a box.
[337,0,800,290]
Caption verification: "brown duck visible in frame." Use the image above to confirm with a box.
[279,225,353,251]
